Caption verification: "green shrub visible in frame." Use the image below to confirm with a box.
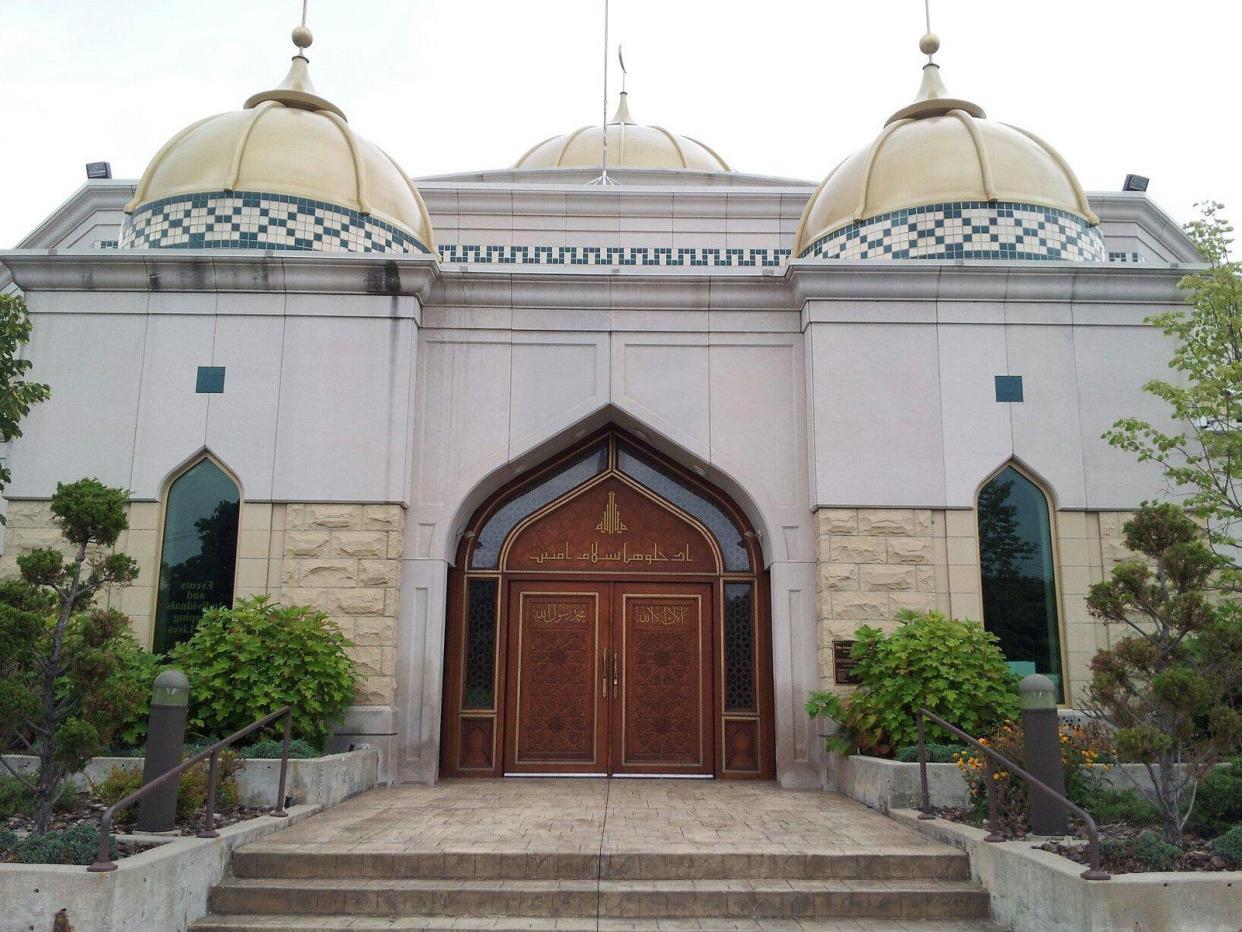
[169,596,356,748]
[0,777,77,819]
[1187,758,1242,838]
[0,824,115,865]
[805,610,1019,757]
[94,753,241,824]
[1076,784,1160,827]
[1210,825,1242,867]
[108,643,164,750]
[895,743,964,764]
[1132,830,1181,871]
[240,738,320,760]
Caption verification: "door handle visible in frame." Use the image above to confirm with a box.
[602,648,609,698]
[612,649,620,699]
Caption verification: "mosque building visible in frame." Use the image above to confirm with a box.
[0,15,1198,787]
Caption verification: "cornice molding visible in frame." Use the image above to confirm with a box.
[788,260,1194,307]
[0,250,440,299]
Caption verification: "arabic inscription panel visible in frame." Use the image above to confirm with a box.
[504,477,718,574]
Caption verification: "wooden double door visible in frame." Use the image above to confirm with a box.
[504,580,714,775]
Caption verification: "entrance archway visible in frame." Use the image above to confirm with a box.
[440,427,774,778]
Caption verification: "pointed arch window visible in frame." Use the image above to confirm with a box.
[153,457,241,654]
[976,465,1064,699]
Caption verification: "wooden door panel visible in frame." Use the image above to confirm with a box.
[615,585,714,774]
[506,585,609,773]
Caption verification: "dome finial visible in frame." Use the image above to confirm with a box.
[919,0,939,62]
[611,45,634,124]
[244,0,345,119]
[884,2,984,125]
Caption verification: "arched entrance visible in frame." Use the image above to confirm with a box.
[440,428,774,778]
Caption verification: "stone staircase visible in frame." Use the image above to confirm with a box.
[192,848,995,930]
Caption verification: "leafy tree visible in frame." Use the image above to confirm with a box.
[0,478,140,834]
[1084,504,1242,843]
[805,610,1019,757]
[0,293,51,515]
[1103,202,1242,592]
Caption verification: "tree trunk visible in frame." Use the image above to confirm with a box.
[1157,750,1183,845]
[32,542,87,835]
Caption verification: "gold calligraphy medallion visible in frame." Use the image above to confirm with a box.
[595,491,628,535]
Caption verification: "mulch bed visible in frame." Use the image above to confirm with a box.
[3,790,270,862]
[933,806,1234,873]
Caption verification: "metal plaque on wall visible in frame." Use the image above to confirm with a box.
[832,640,861,686]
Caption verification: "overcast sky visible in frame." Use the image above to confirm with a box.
[1,0,1238,247]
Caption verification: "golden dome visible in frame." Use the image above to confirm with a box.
[123,31,434,253]
[794,48,1098,258]
[513,92,731,173]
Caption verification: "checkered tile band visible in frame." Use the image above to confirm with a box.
[119,191,432,255]
[437,245,791,267]
[797,201,1108,262]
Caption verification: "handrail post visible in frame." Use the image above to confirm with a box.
[87,811,116,872]
[197,750,221,839]
[917,712,935,820]
[272,708,292,818]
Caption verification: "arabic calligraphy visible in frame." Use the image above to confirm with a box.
[530,603,588,625]
[595,491,627,535]
[530,541,694,566]
[634,604,689,626]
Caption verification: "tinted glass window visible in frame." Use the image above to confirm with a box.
[153,458,240,653]
[977,466,1063,698]
[470,443,608,569]
[617,443,751,572]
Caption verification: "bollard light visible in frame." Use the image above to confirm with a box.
[1019,673,1068,835]
[137,669,190,833]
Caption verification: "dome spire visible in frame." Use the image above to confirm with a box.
[611,45,634,124]
[244,0,346,120]
[885,7,985,125]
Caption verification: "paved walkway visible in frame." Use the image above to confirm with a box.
[252,779,950,856]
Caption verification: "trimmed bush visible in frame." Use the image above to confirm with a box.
[0,824,115,866]
[1077,784,1160,827]
[1210,825,1242,868]
[805,610,1019,757]
[1132,830,1181,871]
[169,596,357,748]
[895,743,964,764]
[240,738,320,760]
[0,777,77,819]
[1187,758,1242,838]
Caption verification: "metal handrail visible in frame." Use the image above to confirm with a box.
[916,708,1110,881]
[87,705,294,872]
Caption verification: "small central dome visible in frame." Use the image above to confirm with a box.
[121,27,435,254]
[513,92,731,173]
[794,37,1104,262]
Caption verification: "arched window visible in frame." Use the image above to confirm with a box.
[977,465,1064,699]
[153,457,241,653]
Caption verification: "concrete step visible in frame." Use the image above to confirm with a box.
[206,877,991,921]
[192,915,1002,931]
[231,848,971,881]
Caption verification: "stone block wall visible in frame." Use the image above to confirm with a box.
[0,498,404,712]
[814,505,1141,706]
[276,503,403,707]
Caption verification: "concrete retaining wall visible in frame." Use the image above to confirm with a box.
[827,753,1182,815]
[825,752,971,811]
[0,804,318,932]
[892,808,1242,932]
[2,747,378,809]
